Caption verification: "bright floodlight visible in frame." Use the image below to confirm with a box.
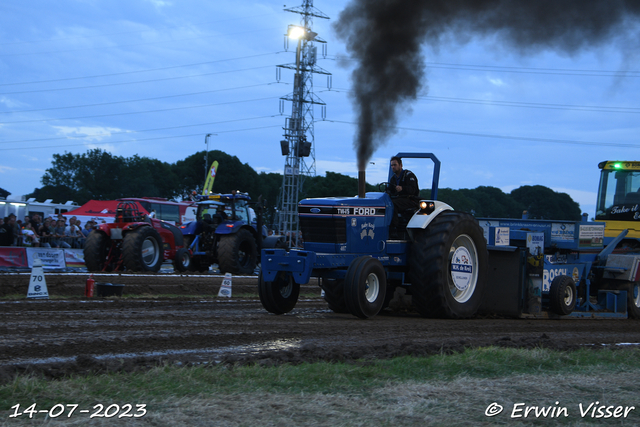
[288,26,306,40]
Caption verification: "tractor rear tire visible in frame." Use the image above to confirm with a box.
[173,248,191,272]
[322,278,348,313]
[84,231,112,272]
[122,226,164,272]
[549,275,577,316]
[259,270,300,314]
[344,256,387,319]
[218,229,257,275]
[409,212,488,318]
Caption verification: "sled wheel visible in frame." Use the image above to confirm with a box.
[173,248,191,272]
[122,226,164,272]
[344,256,387,319]
[218,229,257,275]
[259,270,300,314]
[549,275,577,316]
[84,231,113,272]
[409,212,488,318]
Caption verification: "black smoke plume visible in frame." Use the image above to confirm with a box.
[333,0,640,171]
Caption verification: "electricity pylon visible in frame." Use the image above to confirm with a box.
[276,1,331,248]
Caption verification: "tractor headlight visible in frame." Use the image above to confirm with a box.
[419,201,436,215]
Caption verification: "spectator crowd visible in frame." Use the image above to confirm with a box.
[0,213,98,248]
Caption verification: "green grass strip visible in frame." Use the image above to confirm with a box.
[2,346,639,410]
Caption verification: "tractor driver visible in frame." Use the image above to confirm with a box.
[216,205,228,221]
[387,156,420,235]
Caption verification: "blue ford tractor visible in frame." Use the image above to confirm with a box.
[259,153,489,319]
[259,153,640,319]
[175,193,268,275]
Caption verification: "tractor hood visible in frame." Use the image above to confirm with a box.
[298,192,392,214]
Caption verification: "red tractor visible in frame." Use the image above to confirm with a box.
[84,201,184,272]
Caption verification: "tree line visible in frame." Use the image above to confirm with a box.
[29,148,581,222]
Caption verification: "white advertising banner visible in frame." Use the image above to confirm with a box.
[26,248,66,269]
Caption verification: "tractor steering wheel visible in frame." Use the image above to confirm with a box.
[379,182,398,195]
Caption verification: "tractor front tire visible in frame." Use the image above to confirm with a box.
[173,248,191,272]
[409,212,488,318]
[259,270,300,314]
[344,256,387,319]
[122,226,164,272]
[549,275,577,316]
[84,231,112,272]
[218,229,257,275]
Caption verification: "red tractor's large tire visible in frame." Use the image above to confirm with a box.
[84,231,112,272]
[122,226,164,272]
[218,229,257,275]
[409,212,488,319]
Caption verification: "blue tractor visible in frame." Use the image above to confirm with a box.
[259,152,640,320]
[259,153,489,319]
[175,193,267,274]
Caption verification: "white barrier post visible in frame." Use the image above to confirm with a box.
[27,257,49,299]
[218,273,232,297]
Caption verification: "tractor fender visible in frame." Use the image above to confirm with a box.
[406,200,454,233]
[215,220,247,235]
[157,221,184,247]
[95,223,111,233]
[122,222,151,232]
[179,220,199,236]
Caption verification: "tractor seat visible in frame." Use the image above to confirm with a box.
[624,191,640,204]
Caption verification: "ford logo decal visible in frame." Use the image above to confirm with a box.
[310,208,321,213]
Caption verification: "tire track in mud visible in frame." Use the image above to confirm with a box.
[1,273,639,382]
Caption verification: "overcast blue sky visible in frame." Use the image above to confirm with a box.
[1,0,639,217]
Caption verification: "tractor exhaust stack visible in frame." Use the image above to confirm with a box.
[358,170,366,198]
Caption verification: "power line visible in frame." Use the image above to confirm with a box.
[426,61,640,76]
[327,55,640,76]
[0,26,282,57]
[426,63,640,78]
[0,64,281,95]
[0,82,283,114]
[419,95,640,113]
[321,119,639,148]
[322,87,640,114]
[0,96,280,124]
[0,114,280,144]
[0,124,283,151]
[0,52,287,87]
[0,13,279,46]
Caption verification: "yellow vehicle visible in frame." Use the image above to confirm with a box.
[596,161,640,246]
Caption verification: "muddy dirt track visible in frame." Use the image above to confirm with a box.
[1,271,639,382]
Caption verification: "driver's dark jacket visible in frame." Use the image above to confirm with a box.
[389,169,419,197]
